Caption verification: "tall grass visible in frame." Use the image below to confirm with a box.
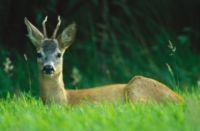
[0,90,199,131]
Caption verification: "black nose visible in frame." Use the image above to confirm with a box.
[42,65,55,74]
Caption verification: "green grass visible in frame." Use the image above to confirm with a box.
[0,91,199,131]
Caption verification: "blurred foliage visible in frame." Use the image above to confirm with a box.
[0,0,200,96]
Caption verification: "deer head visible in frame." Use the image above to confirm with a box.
[24,16,76,76]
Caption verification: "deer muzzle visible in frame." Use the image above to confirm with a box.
[42,64,55,75]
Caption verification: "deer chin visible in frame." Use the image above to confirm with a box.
[41,70,61,78]
[41,71,55,77]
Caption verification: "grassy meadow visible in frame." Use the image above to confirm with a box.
[0,90,199,131]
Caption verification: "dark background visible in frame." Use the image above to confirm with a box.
[0,0,200,96]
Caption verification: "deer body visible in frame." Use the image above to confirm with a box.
[25,16,183,105]
[40,72,183,105]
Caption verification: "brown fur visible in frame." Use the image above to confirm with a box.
[40,72,184,105]
[125,76,184,103]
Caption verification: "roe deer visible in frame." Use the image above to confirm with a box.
[24,16,184,105]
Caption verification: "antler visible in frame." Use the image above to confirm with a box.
[52,16,61,39]
[42,16,48,38]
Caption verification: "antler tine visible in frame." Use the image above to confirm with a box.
[52,16,61,39]
[42,16,48,38]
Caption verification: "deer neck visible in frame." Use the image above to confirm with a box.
[39,71,68,104]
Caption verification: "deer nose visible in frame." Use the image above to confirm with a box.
[42,65,55,74]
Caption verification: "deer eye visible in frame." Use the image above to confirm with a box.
[56,53,61,58]
[37,52,42,58]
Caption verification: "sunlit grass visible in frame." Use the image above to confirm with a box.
[0,91,199,131]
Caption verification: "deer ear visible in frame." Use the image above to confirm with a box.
[24,17,44,47]
[57,23,76,50]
